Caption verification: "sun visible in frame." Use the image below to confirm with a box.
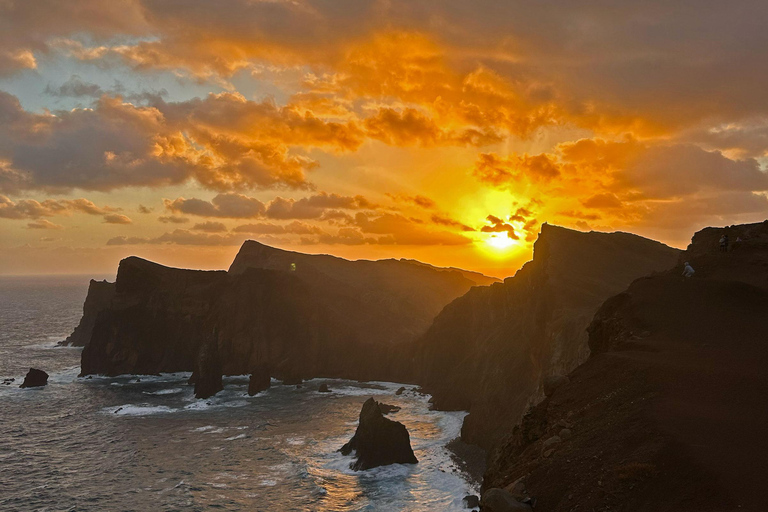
[485,233,517,250]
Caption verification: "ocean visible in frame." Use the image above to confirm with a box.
[0,275,477,511]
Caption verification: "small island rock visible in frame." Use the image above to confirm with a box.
[20,368,48,388]
[339,398,418,470]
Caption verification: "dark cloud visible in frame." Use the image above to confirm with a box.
[430,214,475,231]
[44,75,103,98]
[164,193,266,218]
[158,215,189,224]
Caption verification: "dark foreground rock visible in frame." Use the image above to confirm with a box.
[463,494,480,508]
[248,365,271,396]
[20,368,48,388]
[484,221,768,511]
[193,335,223,399]
[339,398,418,470]
[318,383,330,393]
[481,488,531,511]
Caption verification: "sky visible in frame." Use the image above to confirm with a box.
[1,1,767,278]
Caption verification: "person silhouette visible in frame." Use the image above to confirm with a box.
[682,262,695,278]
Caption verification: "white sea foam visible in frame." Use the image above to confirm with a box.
[225,434,247,441]
[107,404,175,416]
[143,388,183,395]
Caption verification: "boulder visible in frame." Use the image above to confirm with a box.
[20,368,48,388]
[395,386,406,395]
[463,494,480,508]
[339,398,418,470]
[193,335,223,399]
[378,402,401,414]
[248,365,271,396]
[318,383,331,393]
[542,435,562,449]
[559,428,572,440]
[481,488,532,511]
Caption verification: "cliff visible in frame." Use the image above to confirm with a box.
[61,279,116,347]
[483,221,768,511]
[79,243,497,379]
[412,224,680,449]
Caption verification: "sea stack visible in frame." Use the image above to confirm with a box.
[193,335,224,399]
[339,398,418,470]
[20,368,49,388]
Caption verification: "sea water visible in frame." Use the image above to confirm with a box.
[0,276,477,511]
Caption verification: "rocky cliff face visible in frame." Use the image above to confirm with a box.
[61,279,116,347]
[78,242,497,380]
[412,224,680,449]
[483,221,768,511]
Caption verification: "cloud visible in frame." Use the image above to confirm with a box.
[102,213,132,224]
[265,192,376,219]
[191,221,227,233]
[26,219,62,229]
[106,229,241,246]
[164,193,266,218]
[158,215,189,224]
[137,204,153,214]
[0,91,368,194]
[473,152,561,188]
[386,193,437,209]
[430,214,475,232]
[364,107,501,147]
[0,195,126,226]
[480,215,520,240]
[44,75,103,98]
[353,212,472,245]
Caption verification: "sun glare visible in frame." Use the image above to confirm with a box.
[485,233,516,250]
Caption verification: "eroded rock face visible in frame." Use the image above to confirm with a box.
[339,398,418,470]
[20,368,48,388]
[413,224,680,449]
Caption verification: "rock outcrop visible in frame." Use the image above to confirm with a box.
[76,242,496,380]
[339,398,418,470]
[248,364,271,395]
[413,224,680,449]
[483,221,768,511]
[20,368,48,388]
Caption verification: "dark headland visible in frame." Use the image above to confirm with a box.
[64,221,768,510]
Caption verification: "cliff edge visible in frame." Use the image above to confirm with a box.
[412,224,680,449]
[483,221,768,511]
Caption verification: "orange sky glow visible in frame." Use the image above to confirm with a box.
[1,1,767,278]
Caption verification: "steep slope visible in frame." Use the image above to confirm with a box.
[413,224,680,449]
[78,242,496,379]
[484,221,768,511]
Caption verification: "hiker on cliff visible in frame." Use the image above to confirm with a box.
[719,234,729,252]
[682,262,695,278]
